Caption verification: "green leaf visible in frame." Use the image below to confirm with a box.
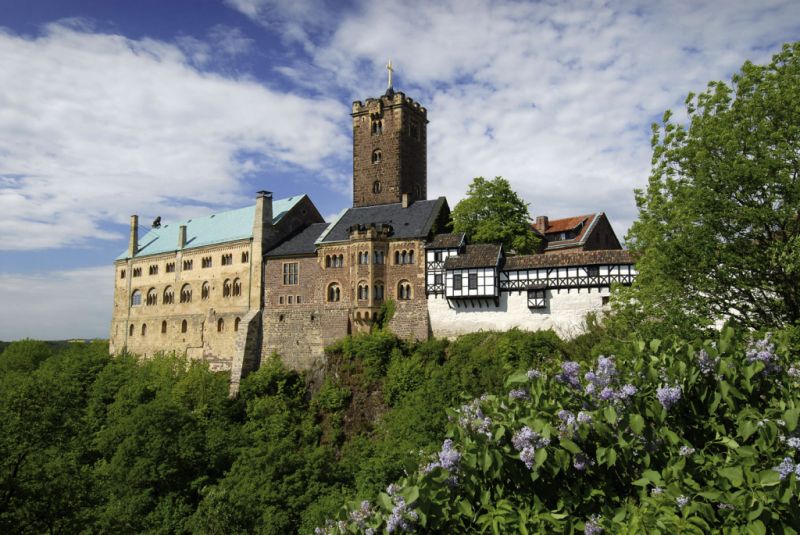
[738,420,757,441]
[604,405,618,425]
[559,439,582,454]
[629,413,645,434]
[402,486,419,505]
[719,466,744,487]
[505,372,529,386]
[784,408,800,432]
[606,448,617,467]
[377,492,393,511]
[457,499,474,517]
[747,520,766,535]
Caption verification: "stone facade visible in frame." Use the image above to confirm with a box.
[352,90,427,207]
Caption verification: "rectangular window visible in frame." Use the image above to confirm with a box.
[296,295,302,304]
[586,266,600,277]
[434,251,443,262]
[283,263,298,285]
[453,274,462,291]
[528,290,547,309]
[165,262,175,273]
[279,296,284,304]
[288,295,294,304]
[468,273,478,290]
[434,273,443,285]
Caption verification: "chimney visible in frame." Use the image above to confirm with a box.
[257,190,273,225]
[534,215,549,233]
[401,192,409,208]
[128,215,138,257]
[178,225,187,249]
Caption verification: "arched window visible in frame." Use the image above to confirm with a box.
[374,282,385,301]
[358,283,369,300]
[325,255,331,268]
[371,120,382,135]
[232,278,241,297]
[242,251,249,263]
[129,324,134,336]
[161,320,167,334]
[398,280,412,300]
[373,181,382,193]
[163,286,174,305]
[394,251,400,265]
[180,284,192,303]
[201,282,210,300]
[146,288,157,306]
[131,290,142,306]
[338,254,344,267]
[223,279,231,298]
[328,283,341,302]
[400,251,408,265]
[141,323,147,336]
[372,149,381,164]
[234,317,241,332]
[374,250,385,264]
[217,318,224,332]
[408,250,414,264]
[181,320,188,333]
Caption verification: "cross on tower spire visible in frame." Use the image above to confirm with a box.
[386,60,394,89]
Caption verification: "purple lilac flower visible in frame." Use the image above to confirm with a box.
[337,520,348,532]
[511,426,549,469]
[386,483,401,496]
[656,385,682,411]
[620,384,638,399]
[746,334,781,374]
[650,486,663,496]
[349,501,373,528]
[455,399,493,438]
[789,366,800,378]
[679,446,696,456]
[573,452,592,471]
[584,515,603,535]
[557,410,578,436]
[386,495,418,533]
[365,529,375,535]
[509,388,530,401]
[676,495,689,508]
[556,361,582,389]
[786,437,800,450]
[577,411,593,424]
[438,439,461,471]
[773,457,795,480]
[696,349,719,376]
[527,369,543,380]
[717,503,734,510]
[795,464,800,479]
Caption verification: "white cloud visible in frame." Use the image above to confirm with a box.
[250,0,800,240]
[0,22,349,251]
[0,266,113,340]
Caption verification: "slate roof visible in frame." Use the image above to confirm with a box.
[444,243,503,269]
[265,222,330,257]
[116,195,304,260]
[318,197,447,244]
[503,250,634,270]
[426,233,465,249]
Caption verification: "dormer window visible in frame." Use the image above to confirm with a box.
[372,149,382,164]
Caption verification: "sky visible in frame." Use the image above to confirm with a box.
[0,0,799,340]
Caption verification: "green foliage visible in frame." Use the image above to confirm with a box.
[324,326,800,533]
[451,176,541,254]
[625,41,800,332]
[0,339,54,374]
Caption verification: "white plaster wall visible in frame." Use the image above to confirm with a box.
[428,288,610,340]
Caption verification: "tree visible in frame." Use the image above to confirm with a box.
[451,177,540,254]
[624,42,800,331]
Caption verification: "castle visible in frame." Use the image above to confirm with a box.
[110,79,636,392]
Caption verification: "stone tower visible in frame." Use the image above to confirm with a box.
[351,84,428,208]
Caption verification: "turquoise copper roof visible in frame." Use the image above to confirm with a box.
[116,195,304,260]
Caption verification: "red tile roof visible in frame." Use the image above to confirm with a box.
[544,214,592,233]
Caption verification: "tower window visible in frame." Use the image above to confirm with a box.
[372,149,382,164]
[373,181,382,193]
[409,120,420,140]
[371,120,382,135]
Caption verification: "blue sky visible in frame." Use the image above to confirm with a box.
[1,0,799,340]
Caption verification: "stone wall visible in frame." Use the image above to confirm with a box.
[428,287,611,340]
[352,92,427,207]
